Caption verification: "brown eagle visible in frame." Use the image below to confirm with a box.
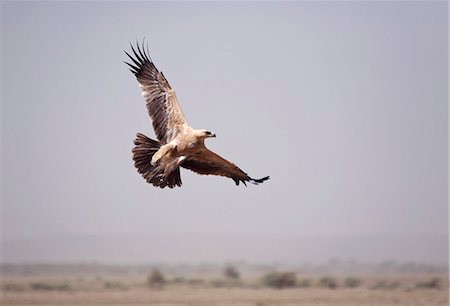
[125,42,269,188]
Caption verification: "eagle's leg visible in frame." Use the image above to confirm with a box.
[151,143,176,165]
[160,156,186,184]
[163,156,186,176]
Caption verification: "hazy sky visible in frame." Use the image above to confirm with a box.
[1,1,448,263]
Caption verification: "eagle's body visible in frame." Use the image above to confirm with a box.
[125,42,269,188]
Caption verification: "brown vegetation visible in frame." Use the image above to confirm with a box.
[147,269,165,289]
[262,272,297,289]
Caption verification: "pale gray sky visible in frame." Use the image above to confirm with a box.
[1,1,448,264]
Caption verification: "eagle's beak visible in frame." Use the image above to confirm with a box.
[205,131,216,138]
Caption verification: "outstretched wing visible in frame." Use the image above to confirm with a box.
[125,41,187,144]
[181,148,269,186]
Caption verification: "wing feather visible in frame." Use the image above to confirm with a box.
[181,148,269,186]
[125,41,187,144]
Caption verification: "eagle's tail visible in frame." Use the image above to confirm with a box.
[132,133,182,188]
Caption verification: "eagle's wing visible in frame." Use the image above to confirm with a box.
[181,147,269,186]
[125,42,187,144]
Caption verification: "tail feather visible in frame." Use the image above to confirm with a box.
[167,167,181,187]
[132,133,182,188]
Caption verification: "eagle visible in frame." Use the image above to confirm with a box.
[125,41,269,188]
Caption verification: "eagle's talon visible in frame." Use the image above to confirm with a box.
[151,155,160,166]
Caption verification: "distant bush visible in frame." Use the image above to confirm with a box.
[297,278,312,288]
[344,277,362,288]
[2,283,26,292]
[172,277,186,284]
[371,280,399,290]
[318,277,338,289]
[186,278,204,286]
[372,280,387,290]
[103,281,128,290]
[388,281,400,289]
[30,282,53,291]
[263,272,297,289]
[147,269,165,289]
[224,265,240,281]
[415,277,441,289]
[30,282,71,291]
[209,279,226,288]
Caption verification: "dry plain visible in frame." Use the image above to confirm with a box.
[1,273,448,306]
[2,287,449,306]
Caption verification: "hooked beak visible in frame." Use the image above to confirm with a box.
[206,131,216,138]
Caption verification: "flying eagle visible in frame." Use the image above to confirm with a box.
[125,42,269,188]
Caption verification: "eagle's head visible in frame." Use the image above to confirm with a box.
[196,129,216,139]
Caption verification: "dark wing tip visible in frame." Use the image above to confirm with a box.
[250,176,270,185]
[124,39,152,75]
[123,60,139,75]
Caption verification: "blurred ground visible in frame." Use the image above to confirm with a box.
[2,285,448,306]
[1,263,448,306]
